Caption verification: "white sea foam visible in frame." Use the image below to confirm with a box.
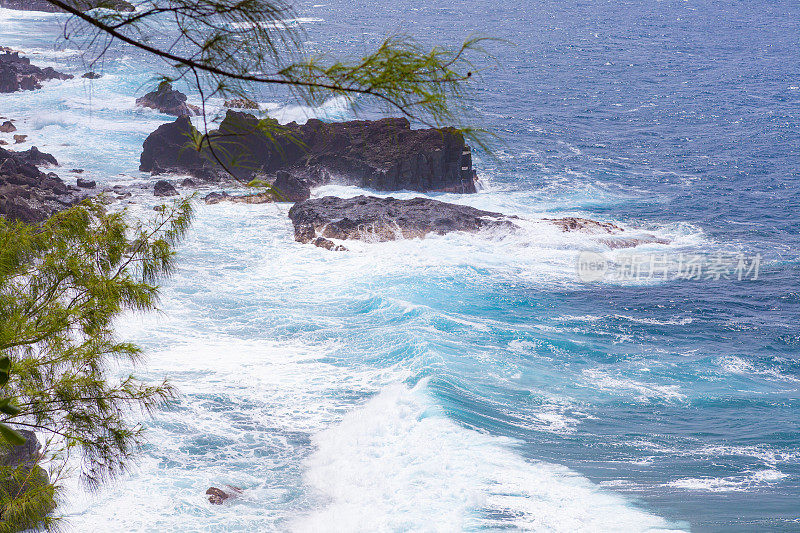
[582,369,687,403]
[717,356,800,383]
[665,469,787,493]
[294,381,685,532]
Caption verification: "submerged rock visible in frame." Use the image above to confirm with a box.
[288,197,672,251]
[546,217,624,234]
[546,216,670,248]
[288,195,516,249]
[0,50,73,93]
[140,112,480,194]
[0,146,84,223]
[206,485,242,505]
[136,82,200,117]
[81,71,102,79]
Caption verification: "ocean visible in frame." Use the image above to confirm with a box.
[1,0,799,531]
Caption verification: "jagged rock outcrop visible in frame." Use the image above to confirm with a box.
[139,115,213,178]
[0,146,84,223]
[16,146,57,167]
[0,51,73,93]
[136,82,200,117]
[140,111,479,195]
[288,195,515,250]
[0,0,134,12]
[0,121,16,133]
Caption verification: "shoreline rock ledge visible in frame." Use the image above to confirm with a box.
[140,112,480,195]
[0,50,73,93]
[0,146,86,223]
[288,195,516,250]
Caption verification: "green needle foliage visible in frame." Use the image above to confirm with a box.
[53,0,487,125]
[0,198,192,530]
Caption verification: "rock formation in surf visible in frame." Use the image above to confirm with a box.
[136,82,200,117]
[288,195,515,250]
[287,196,672,251]
[0,50,73,93]
[139,111,479,195]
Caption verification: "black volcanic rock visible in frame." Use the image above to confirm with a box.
[288,195,516,248]
[17,146,58,167]
[76,177,96,188]
[140,111,479,194]
[0,147,84,223]
[153,180,178,197]
[272,170,311,202]
[136,82,200,117]
[139,115,218,178]
[0,51,73,93]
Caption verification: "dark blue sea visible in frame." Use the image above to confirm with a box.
[1,0,798,531]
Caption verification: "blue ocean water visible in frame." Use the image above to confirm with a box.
[1,0,799,531]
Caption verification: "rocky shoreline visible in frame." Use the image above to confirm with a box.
[0,49,72,93]
[0,46,667,254]
[0,115,666,252]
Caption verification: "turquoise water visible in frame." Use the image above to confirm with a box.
[1,0,799,531]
